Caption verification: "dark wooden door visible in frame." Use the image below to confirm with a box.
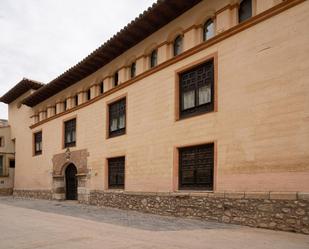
[65,164,77,200]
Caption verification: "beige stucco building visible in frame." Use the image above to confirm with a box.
[1,0,308,233]
[0,119,15,195]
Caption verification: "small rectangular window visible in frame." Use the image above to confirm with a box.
[75,95,79,106]
[87,89,91,101]
[179,143,214,190]
[0,137,3,147]
[108,98,126,138]
[100,82,104,94]
[9,159,15,168]
[34,131,42,156]
[108,157,125,189]
[0,155,3,176]
[179,59,214,119]
[64,119,76,148]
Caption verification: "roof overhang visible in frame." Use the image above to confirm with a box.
[0,78,44,104]
[21,0,202,107]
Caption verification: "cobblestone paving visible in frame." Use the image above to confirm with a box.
[0,196,308,249]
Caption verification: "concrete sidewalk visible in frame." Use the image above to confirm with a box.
[0,197,308,249]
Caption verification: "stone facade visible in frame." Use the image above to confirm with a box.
[13,190,52,200]
[89,191,309,234]
[0,188,13,196]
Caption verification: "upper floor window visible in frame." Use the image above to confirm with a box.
[0,155,3,176]
[34,131,42,156]
[130,62,136,78]
[114,71,119,87]
[64,119,76,148]
[179,59,214,119]
[238,0,252,23]
[203,19,215,41]
[173,35,183,56]
[64,101,67,111]
[150,49,158,68]
[100,81,104,94]
[86,89,91,101]
[108,98,126,138]
[74,95,79,106]
[108,157,125,189]
[179,143,214,190]
[0,137,4,147]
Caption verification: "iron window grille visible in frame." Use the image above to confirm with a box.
[150,49,158,68]
[109,98,126,138]
[108,157,125,189]
[238,0,252,23]
[34,131,42,155]
[179,143,214,190]
[179,59,214,119]
[64,119,76,148]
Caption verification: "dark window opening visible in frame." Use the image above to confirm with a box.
[9,160,15,168]
[0,137,3,147]
[87,89,91,101]
[179,143,214,190]
[179,59,214,119]
[74,95,79,106]
[108,157,125,189]
[34,131,42,155]
[64,101,67,111]
[0,155,3,176]
[114,72,119,87]
[173,35,183,56]
[239,0,252,23]
[203,19,215,41]
[130,62,136,78]
[150,49,158,68]
[64,119,76,148]
[109,98,126,138]
[100,81,104,94]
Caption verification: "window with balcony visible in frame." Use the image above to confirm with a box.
[179,143,214,190]
[108,98,126,138]
[64,119,76,148]
[108,157,125,189]
[179,59,214,119]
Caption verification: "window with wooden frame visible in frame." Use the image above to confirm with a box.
[179,59,214,119]
[179,143,214,190]
[64,119,76,148]
[203,19,215,41]
[0,155,4,176]
[150,49,158,68]
[108,98,126,138]
[238,0,252,23]
[130,62,136,78]
[108,157,125,189]
[173,35,183,56]
[34,131,42,156]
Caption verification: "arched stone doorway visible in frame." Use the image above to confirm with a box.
[52,149,90,202]
[65,164,77,200]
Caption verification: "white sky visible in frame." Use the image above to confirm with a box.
[0,0,156,119]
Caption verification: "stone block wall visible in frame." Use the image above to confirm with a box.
[89,191,309,234]
[13,190,52,200]
[0,188,13,196]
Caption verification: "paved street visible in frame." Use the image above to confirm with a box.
[0,197,308,249]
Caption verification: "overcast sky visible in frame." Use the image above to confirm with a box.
[0,0,156,119]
